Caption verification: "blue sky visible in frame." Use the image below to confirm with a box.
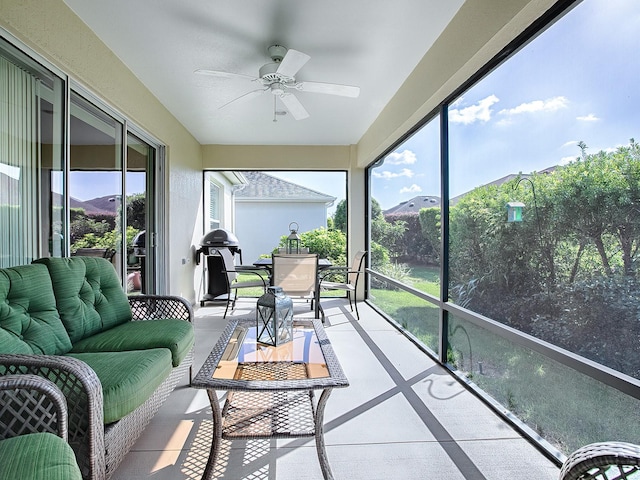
[70,171,146,201]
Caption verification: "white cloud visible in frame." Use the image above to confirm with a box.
[577,113,599,122]
[385,150,417,165]
[561,140,580,149]
[499,96,568,116]
[449,94,499,124]
[372,168,414,180]
[450,96,465,107]
[400,184,422,195]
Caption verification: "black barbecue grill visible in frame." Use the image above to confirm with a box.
[198,228,242,260]
[197,228,243,306]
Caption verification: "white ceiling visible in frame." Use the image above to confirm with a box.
[63,1,464,146]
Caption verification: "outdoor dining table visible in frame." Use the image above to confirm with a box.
[252,257,333,269]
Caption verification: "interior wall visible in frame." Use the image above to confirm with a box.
[202,144,352,170]
[0,0,203,300]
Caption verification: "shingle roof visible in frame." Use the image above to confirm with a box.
[235,171,336,203]
[383,195,441,215]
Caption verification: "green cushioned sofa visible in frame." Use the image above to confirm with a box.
[0,257,195,480]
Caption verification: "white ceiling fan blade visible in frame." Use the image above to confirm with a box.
[219,88,267,110]
[276,49,310,78]
[195,69,259,82]
[279,93,309,120]
[295,81,360,98]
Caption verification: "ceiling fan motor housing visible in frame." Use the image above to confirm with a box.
[267,44,287,62]
[259,62,294,85]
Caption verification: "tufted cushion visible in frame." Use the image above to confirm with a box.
[33,257,132,344]
[0,264,72,355]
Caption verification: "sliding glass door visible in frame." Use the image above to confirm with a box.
[0,37,65,267]
[126,132,156,294]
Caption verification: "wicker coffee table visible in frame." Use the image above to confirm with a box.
[192,318,349,480]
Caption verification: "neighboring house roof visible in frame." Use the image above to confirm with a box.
[235,171,336,204]
[384,195,441,216]
[449,166,558,205]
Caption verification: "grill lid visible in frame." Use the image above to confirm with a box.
[200,228,239,247]
[133,230,145,247]
[133,230,146,255]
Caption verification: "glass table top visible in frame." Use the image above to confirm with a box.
[212,320,330,380]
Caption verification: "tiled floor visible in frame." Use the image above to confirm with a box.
[112,297,561,479]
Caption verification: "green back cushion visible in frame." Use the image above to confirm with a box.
[0,264,72,355]
[0,433,83,480]
[72,318,195,367]
[33,257,132,343]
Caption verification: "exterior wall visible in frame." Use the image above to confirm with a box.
[0,0,203,302]
[234,201,329,266]
[193,171,240,302]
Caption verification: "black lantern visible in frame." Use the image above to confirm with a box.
[287,222,300,254]
[256,286,294,346]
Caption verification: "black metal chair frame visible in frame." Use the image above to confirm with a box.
[318,250,367,320]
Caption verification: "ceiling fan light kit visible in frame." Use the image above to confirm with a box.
[196,44,360,121]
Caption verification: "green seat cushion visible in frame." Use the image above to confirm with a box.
[0,432,82,480]
[0,264,72,355]
[33,257,132,343]
[66,349,172,424]
[71,319,194,367]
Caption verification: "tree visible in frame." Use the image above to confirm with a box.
[371,198,406,259]
[126,194,146,230]
[553,139,640,277]
[276,227,347,266]
[333,199,347,233]
[419,206,441,263]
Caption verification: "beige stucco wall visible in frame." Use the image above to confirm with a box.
[0,0,203,300]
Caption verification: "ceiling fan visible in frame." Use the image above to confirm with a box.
[195,45,360,120]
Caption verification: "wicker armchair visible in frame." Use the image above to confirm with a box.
[0,374,82,479]
[0,294,193,480]
[559,442,640,480]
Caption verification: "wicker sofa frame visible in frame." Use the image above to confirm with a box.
[0,294,193,480]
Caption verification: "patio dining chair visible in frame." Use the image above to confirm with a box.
[318,250,366,320]
[218,247,267,318]
[271,253,319,318]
